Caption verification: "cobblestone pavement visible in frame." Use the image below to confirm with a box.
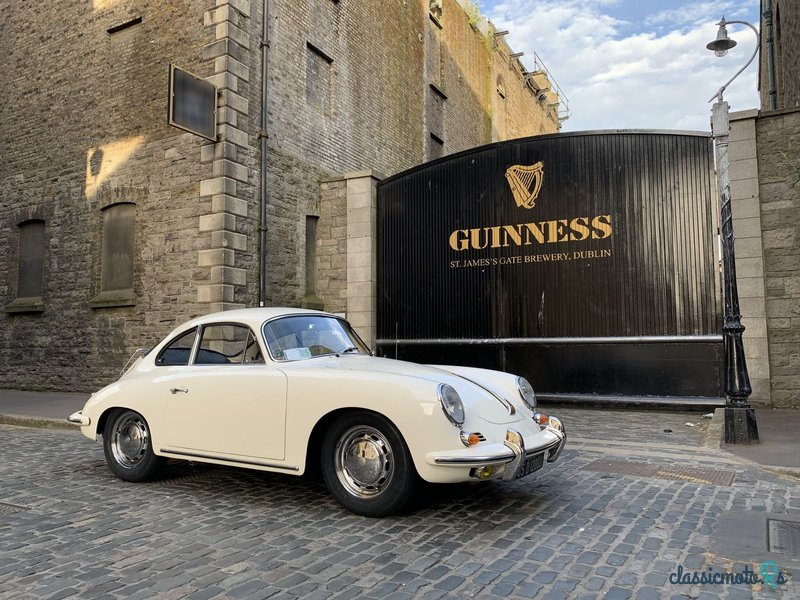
[0,409,797,600]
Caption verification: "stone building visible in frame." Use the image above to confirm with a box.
[0,0,564,390]
[727,0,799,408]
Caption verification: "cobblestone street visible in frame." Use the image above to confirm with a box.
[1,409,797,599]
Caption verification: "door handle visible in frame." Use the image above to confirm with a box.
[170,387,189,394]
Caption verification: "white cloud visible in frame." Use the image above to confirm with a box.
[480,0,761,132]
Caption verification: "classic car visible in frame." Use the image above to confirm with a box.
[69,308,566,516]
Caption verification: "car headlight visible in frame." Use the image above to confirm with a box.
[438,384,465,427]
[517,376,536,410]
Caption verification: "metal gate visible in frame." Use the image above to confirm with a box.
[376,131,723,403]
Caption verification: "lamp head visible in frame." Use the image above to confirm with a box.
[707,18,737,57]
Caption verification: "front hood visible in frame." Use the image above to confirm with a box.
[287,355,522,425]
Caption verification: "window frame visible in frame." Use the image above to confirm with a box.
[90,201,136,309]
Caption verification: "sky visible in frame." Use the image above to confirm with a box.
[477,0,762,132]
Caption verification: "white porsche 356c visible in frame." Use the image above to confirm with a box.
[69,308,566,516]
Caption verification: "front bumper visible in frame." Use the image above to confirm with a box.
[427,417,567,481]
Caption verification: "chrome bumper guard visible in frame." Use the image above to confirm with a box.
[431,417,567,480]
[67,411,90,427]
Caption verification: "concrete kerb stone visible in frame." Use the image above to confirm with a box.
[0,413,79,431]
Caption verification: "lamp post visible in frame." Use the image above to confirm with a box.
[706,18,759,444]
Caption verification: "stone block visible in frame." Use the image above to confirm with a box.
[211,194,248,217]
[729,158,758,181]
[347,191,373,210]
[737,276,766,299]
[347,221,373,239]
[215,55,250,82]
[728,138,756,162]
[347,266,373,284]
[211,230,248,251]
[216,21,250,48]
[732,217,763,239]
[219,124,249,149]
[347,206,371,225]
[220,89,249,114]
[217,107,238,127]
[217,0,252,18]
[212,159,249,183]
[735,256,764,279]
[734,237,764,258]
[211,266,246,285]
[347,177,374,196]
[199,212,236,233]
[198,248,235,267]
[206,71,238,92]
[729,195,760,217]
[348,281,373,299]
[739,296,766,318]
[347,252,372,269]
[197,284,234,303]
[204,5,238,27]
[200,141,238,164]
[200,177,237,197]
[741,316,768,339]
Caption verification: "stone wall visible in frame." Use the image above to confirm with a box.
[756,107,800,408]
[0,0,216,390]
[729,110,772,406]
[761,0,800,111]
[0,0,562,391]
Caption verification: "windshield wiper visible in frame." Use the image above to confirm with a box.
[337,346,360,355]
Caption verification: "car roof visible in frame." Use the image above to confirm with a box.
[181,307,335,331]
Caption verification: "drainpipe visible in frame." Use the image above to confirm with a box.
[763,0,777,110]
[258,0,270,305]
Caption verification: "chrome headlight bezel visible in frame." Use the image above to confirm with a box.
[516,376,536,410]
[437,383,465,427]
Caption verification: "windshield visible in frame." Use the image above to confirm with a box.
[262,315,370,362]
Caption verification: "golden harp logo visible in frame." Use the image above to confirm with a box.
[505,162,544,209]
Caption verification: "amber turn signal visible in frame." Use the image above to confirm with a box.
[533,412,549,426]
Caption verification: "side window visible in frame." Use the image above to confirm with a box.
[156,328,197,366]
[196,324,255,365]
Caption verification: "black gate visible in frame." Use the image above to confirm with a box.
[376,131,724,403]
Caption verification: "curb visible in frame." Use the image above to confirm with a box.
[0,413,78,431]
[701,407,724,449]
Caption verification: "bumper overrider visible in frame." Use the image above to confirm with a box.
[428,416,567,481]
[67,411,91,426]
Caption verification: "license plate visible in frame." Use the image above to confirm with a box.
[515,452,545,479]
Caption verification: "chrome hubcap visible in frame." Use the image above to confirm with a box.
[335,426,393,498]
[111,413,149,468]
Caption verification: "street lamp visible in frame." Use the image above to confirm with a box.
[706,17,759,444]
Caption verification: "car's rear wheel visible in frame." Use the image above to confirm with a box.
[103,409,164,482]
[321,412,418,517]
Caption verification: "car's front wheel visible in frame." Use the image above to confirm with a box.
[321,412,419,517]
[103,409,164,482]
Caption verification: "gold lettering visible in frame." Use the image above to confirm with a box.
[524,222,546,244]
[502,224,523,247]
[449,229,469,251]
[489,226,503,248]
[591,215,613,239]
[570,217,590,241]
[469,228,489,250]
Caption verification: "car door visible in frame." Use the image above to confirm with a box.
[160,323,288,461]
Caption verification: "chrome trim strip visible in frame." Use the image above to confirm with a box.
[160,448,300,471]
[433,452,515,465]
[376,335,722,346]
[449,372,515,415]
[432,437,562,465]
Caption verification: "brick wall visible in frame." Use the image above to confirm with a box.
[756,108,800,408]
